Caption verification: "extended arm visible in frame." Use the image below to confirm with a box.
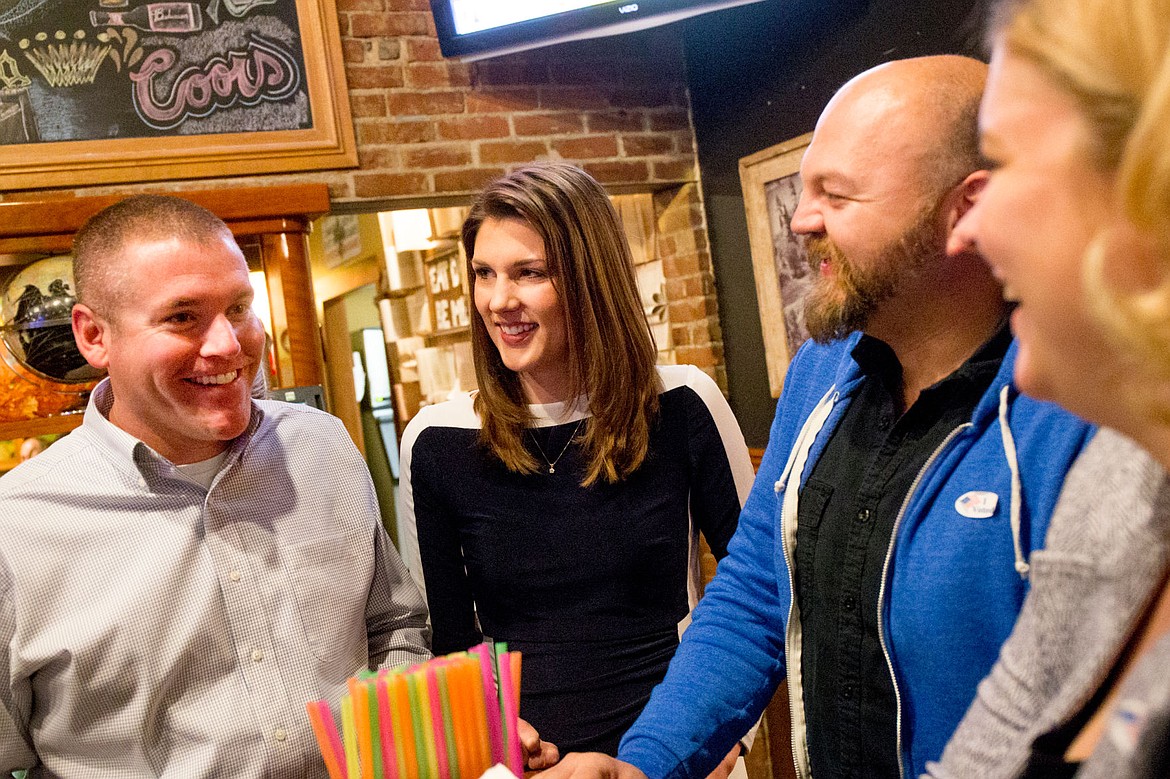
[617,401,796,779]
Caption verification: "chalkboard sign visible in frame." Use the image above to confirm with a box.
[0,0,355,189]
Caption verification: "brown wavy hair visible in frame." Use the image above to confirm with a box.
[462,163,660,485]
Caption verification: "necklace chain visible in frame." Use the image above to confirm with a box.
[530,418,584,474]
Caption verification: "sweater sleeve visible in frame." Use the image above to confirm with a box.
[682,365,755,559]
[398,418,483,657]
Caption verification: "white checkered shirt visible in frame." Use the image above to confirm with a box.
[0,380,431,777]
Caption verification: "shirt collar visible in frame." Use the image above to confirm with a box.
[850,315,1012,395]
[83,378,267,483]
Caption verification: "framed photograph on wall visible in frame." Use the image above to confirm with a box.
[739,132,813,398]
[0,0,356,190]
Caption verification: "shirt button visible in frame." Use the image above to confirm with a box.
[842,685,855,700]
[229,571,241,582]
[856,508,871,523]
[274,728,287,742]
[251,649,263,663]
[842,596,856,611]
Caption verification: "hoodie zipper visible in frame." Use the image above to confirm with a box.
[876,422,971,779]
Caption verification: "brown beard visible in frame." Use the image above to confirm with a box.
[802,202,946,343]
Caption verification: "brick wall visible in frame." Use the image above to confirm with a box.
[23,0,728,388]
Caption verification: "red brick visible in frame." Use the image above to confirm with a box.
[403,145,474,168]
[344,64,405,89]
[336,0,383,10]
[538,86,610,110]
[342,39,368,64]
[386,0,429,9]
[437,116,511,141]
[406,62,471,89]
[434,168,507,193]
[479,140,548,164]
[653,160,696,182]
[466,89,539,114]
[513,113,584,137]
[354,171,430,198]
[648,109,691,132]
[357,147,402,168]
[387,91,465,116]
[407,38,443,62]
[580,160,649,185]
[378,38,401,61]
[349,93,387,118]
[586,110,646,133]
[357,119,436,145]
[350,12,431,37]
[663,252,702,278]
[670,324,692,346]
[551,135,618,160]
[667,297,712,323]
[674,346,717,369]
[622,134,674,156]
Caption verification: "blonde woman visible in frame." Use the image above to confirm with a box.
[929,0,1170,775]
[398,163,754,756]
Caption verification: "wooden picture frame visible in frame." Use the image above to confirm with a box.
[739,132,813,398]
[0,0,356,190]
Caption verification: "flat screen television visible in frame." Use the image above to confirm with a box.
[430,0,767,61]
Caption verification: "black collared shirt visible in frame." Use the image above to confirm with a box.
[795,323,1011,778]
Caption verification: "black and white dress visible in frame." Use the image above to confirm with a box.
[397,364,754,755]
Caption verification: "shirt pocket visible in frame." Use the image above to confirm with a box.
[283,536,369,663]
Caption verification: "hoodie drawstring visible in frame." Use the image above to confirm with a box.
[997,385,1029,579]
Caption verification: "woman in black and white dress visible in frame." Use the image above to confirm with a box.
[397,163,754,758]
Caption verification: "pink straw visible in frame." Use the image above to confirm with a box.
[319,700,349,779]
[497,652,524,777]
[471,644,505,766]
[377,677,399,779]
[425,665,452,779]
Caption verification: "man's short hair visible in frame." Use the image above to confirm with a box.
[73,195,234,317]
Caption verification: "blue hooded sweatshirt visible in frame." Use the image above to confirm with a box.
[618,334,1094,779]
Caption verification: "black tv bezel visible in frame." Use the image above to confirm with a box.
[429,0,752,60]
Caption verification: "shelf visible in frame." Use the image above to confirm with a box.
[0,413,84,441]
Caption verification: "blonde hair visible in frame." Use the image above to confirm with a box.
[462,163,660,485]
[994,0,1170,386]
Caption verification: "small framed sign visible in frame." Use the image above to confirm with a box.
[0,0,356,190]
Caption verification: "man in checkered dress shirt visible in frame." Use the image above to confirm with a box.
[0,195,431,777]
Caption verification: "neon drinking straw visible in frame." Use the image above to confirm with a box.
[350,678,376,779]
[407,672,440,779]
[436,662,468,779]
[340,694,360,779]
[305,701,346,779]
[424,665,453,779]
[472,644,505,765]
[377,676,400,779]
[391,673,420,779]
[367,678,385,779]
[497,652,524,777]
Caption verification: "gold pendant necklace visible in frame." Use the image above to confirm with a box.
[530,418,585,474]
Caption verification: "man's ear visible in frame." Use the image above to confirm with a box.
[944,170,989,257]
[72,303,111,371]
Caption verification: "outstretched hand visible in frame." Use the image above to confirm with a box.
[533,752,648,779]
[518,718,560,771]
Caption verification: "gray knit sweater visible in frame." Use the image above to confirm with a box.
[926,428,1170,778]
